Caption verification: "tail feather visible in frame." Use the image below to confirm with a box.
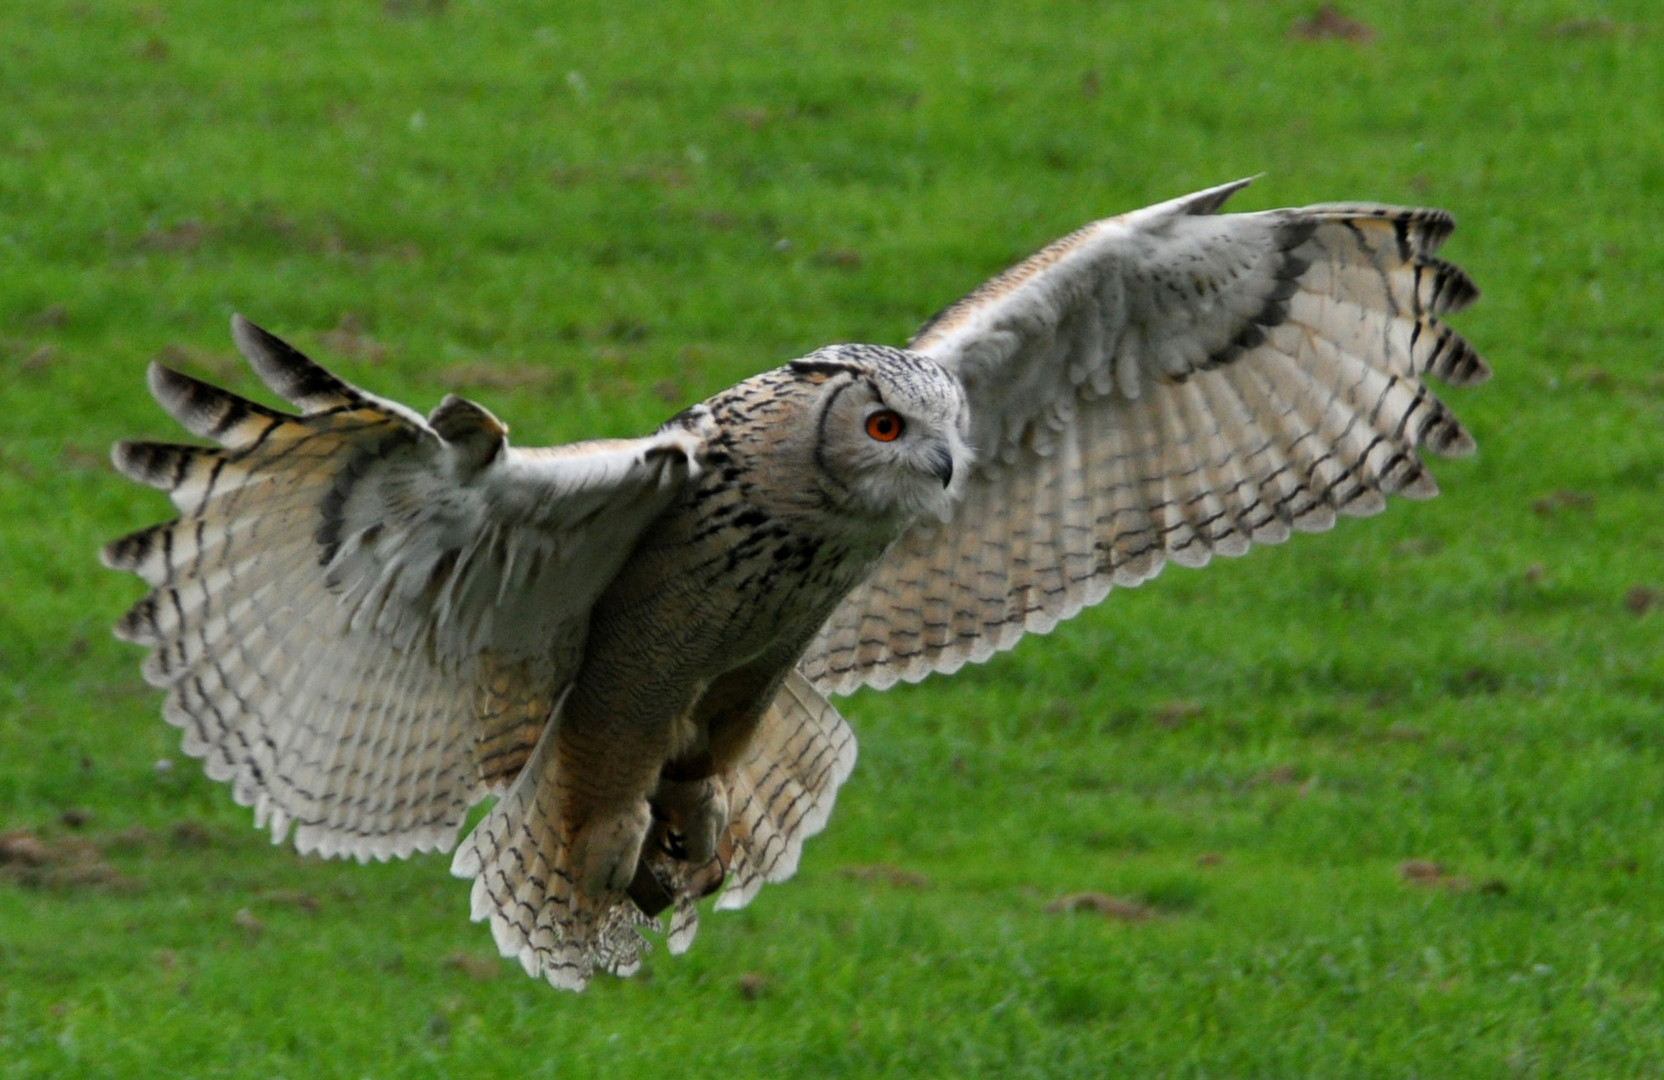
[453,671,857,988]
[450,709,654,991]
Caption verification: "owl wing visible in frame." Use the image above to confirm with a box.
[104,316,701,860]
[799,179,1489,695]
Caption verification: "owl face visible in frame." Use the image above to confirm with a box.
[791,345,971,523]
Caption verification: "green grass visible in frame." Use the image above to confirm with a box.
[3,0,1663,1075]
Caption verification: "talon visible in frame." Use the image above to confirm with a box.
[626,858,674,917]
[651,775,730,865]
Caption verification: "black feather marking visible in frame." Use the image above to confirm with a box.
[115,595,160,644]
[1417,256,1480,316]
[313,429,418,566]
[111,441,218,492]
[231,314,359,413]
[192,456,229,517]
[1200,230,1308,371]
[789,358,868,380]
[101,523,160,572]
[1392,215,1412,263]
[148,363,292,448]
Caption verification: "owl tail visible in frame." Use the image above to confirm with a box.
[448,703,646,991]
[450,670,857,990]
[660,670,859,953]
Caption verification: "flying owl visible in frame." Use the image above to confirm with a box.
[103,179,1487,990]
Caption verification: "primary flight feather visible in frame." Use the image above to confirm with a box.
[104,179,1488,989]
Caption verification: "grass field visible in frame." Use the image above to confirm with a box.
[3,0,1662,1075]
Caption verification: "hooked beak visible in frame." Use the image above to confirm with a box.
[927,443,954,488]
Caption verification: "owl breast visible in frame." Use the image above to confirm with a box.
[585,368,905,677]
[591,457,892,679]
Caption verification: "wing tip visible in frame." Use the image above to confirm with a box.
[101,523,157,572]
[227,312,264,361]
[1122,177,1259,227]
[1183,175,1259,215]
[231,314,358,413]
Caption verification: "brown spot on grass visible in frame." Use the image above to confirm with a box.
[442,951,500,982]
[1,829,137,891]
[106,824,153,852]
[1393,536,1442,557]
[1567,366,1612,389]
[26,303,67,329]
[170,820,213,849]
[1152,699,1204,729]
[140,219,205,253]
[1543,18,1636,39]
[1530,489,1595,516]
[1624,584,1663,616]
[1045,892,1155,922]
[1398,859,1478,893]
[256,890,321,914]
[727,106,772,130]
[1196,852,1224,867]
[1447,665,1502,696]
[549,163,593,187]
[1290,4,1375,43]
[1398,859,1443,883]
[621,163,688,188]
[737,971,769,999]
[59,445,105,472]
[21,344,56,372]
[320,313,388,364]
[1246,764,1300,788]
[813,248,864,271]
[0,831,50,867]
[839,863,930,888]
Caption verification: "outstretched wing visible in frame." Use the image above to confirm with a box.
[104,316,701,859]
[800,179,1488,695]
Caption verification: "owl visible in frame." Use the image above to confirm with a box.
[104,179,1487,990]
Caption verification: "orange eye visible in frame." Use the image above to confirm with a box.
[865,410,904,442]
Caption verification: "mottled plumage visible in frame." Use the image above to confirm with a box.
[105,179,1488,989]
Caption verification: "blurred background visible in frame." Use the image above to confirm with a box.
[1,1,1661,1076]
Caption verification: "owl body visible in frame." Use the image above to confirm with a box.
[104,180,1489,989]
[552,360,927,895]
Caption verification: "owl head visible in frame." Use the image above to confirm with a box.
[789,344,971,523]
